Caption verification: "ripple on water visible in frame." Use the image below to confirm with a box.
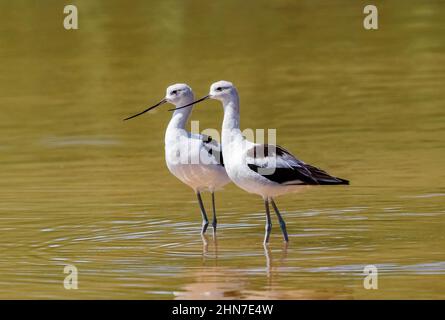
[402,193,445,199]
[41,136,120,147]
[306,261,445,276]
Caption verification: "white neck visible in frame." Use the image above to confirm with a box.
[165,96,194,142]
[221,92,242,147]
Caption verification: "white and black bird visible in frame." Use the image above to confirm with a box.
[170,81,349,244]
[124,84,231,235]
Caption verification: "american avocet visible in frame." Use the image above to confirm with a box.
[124,84,231,235]
[170,81,349,244]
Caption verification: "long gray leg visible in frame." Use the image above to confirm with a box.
[270,198,289,242]
[211,192,217,234]
[196,191,209,234]
[264,199,272,244]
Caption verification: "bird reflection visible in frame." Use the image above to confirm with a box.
[264,242,288,280]
[201,234,209,255]
[175,241,352,300]
[201,233,218,265]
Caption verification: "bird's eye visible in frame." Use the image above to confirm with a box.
[171,90,178,95]
[216,87,222,91]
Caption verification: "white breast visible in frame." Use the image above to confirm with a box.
[165,129,230,192]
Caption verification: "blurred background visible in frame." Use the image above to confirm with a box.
[0,0,444,299]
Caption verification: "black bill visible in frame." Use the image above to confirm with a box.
[123,98,167,121]
[167,95,210,111]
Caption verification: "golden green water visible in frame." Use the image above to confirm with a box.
[1,0,445,299]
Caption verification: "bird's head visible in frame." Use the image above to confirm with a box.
[165,83,193,105]
[209,80,237,102]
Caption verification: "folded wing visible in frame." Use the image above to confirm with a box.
[246,144,348,185]
[200,134,224,166]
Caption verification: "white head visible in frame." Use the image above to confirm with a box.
[124,83,194,121]
[165,83,194,105]
[209,80,238,103]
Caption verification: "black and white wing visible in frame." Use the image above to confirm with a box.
[246,144,348,185]
[200,134,224,166]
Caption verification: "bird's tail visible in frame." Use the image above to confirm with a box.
[317,177,350,185]
[336,177,350,185]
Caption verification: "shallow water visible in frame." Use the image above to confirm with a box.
[1,0,445,299]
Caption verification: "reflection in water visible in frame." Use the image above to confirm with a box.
[201,234,209,255]
[176,242,353,300]
[264,243,288,279]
